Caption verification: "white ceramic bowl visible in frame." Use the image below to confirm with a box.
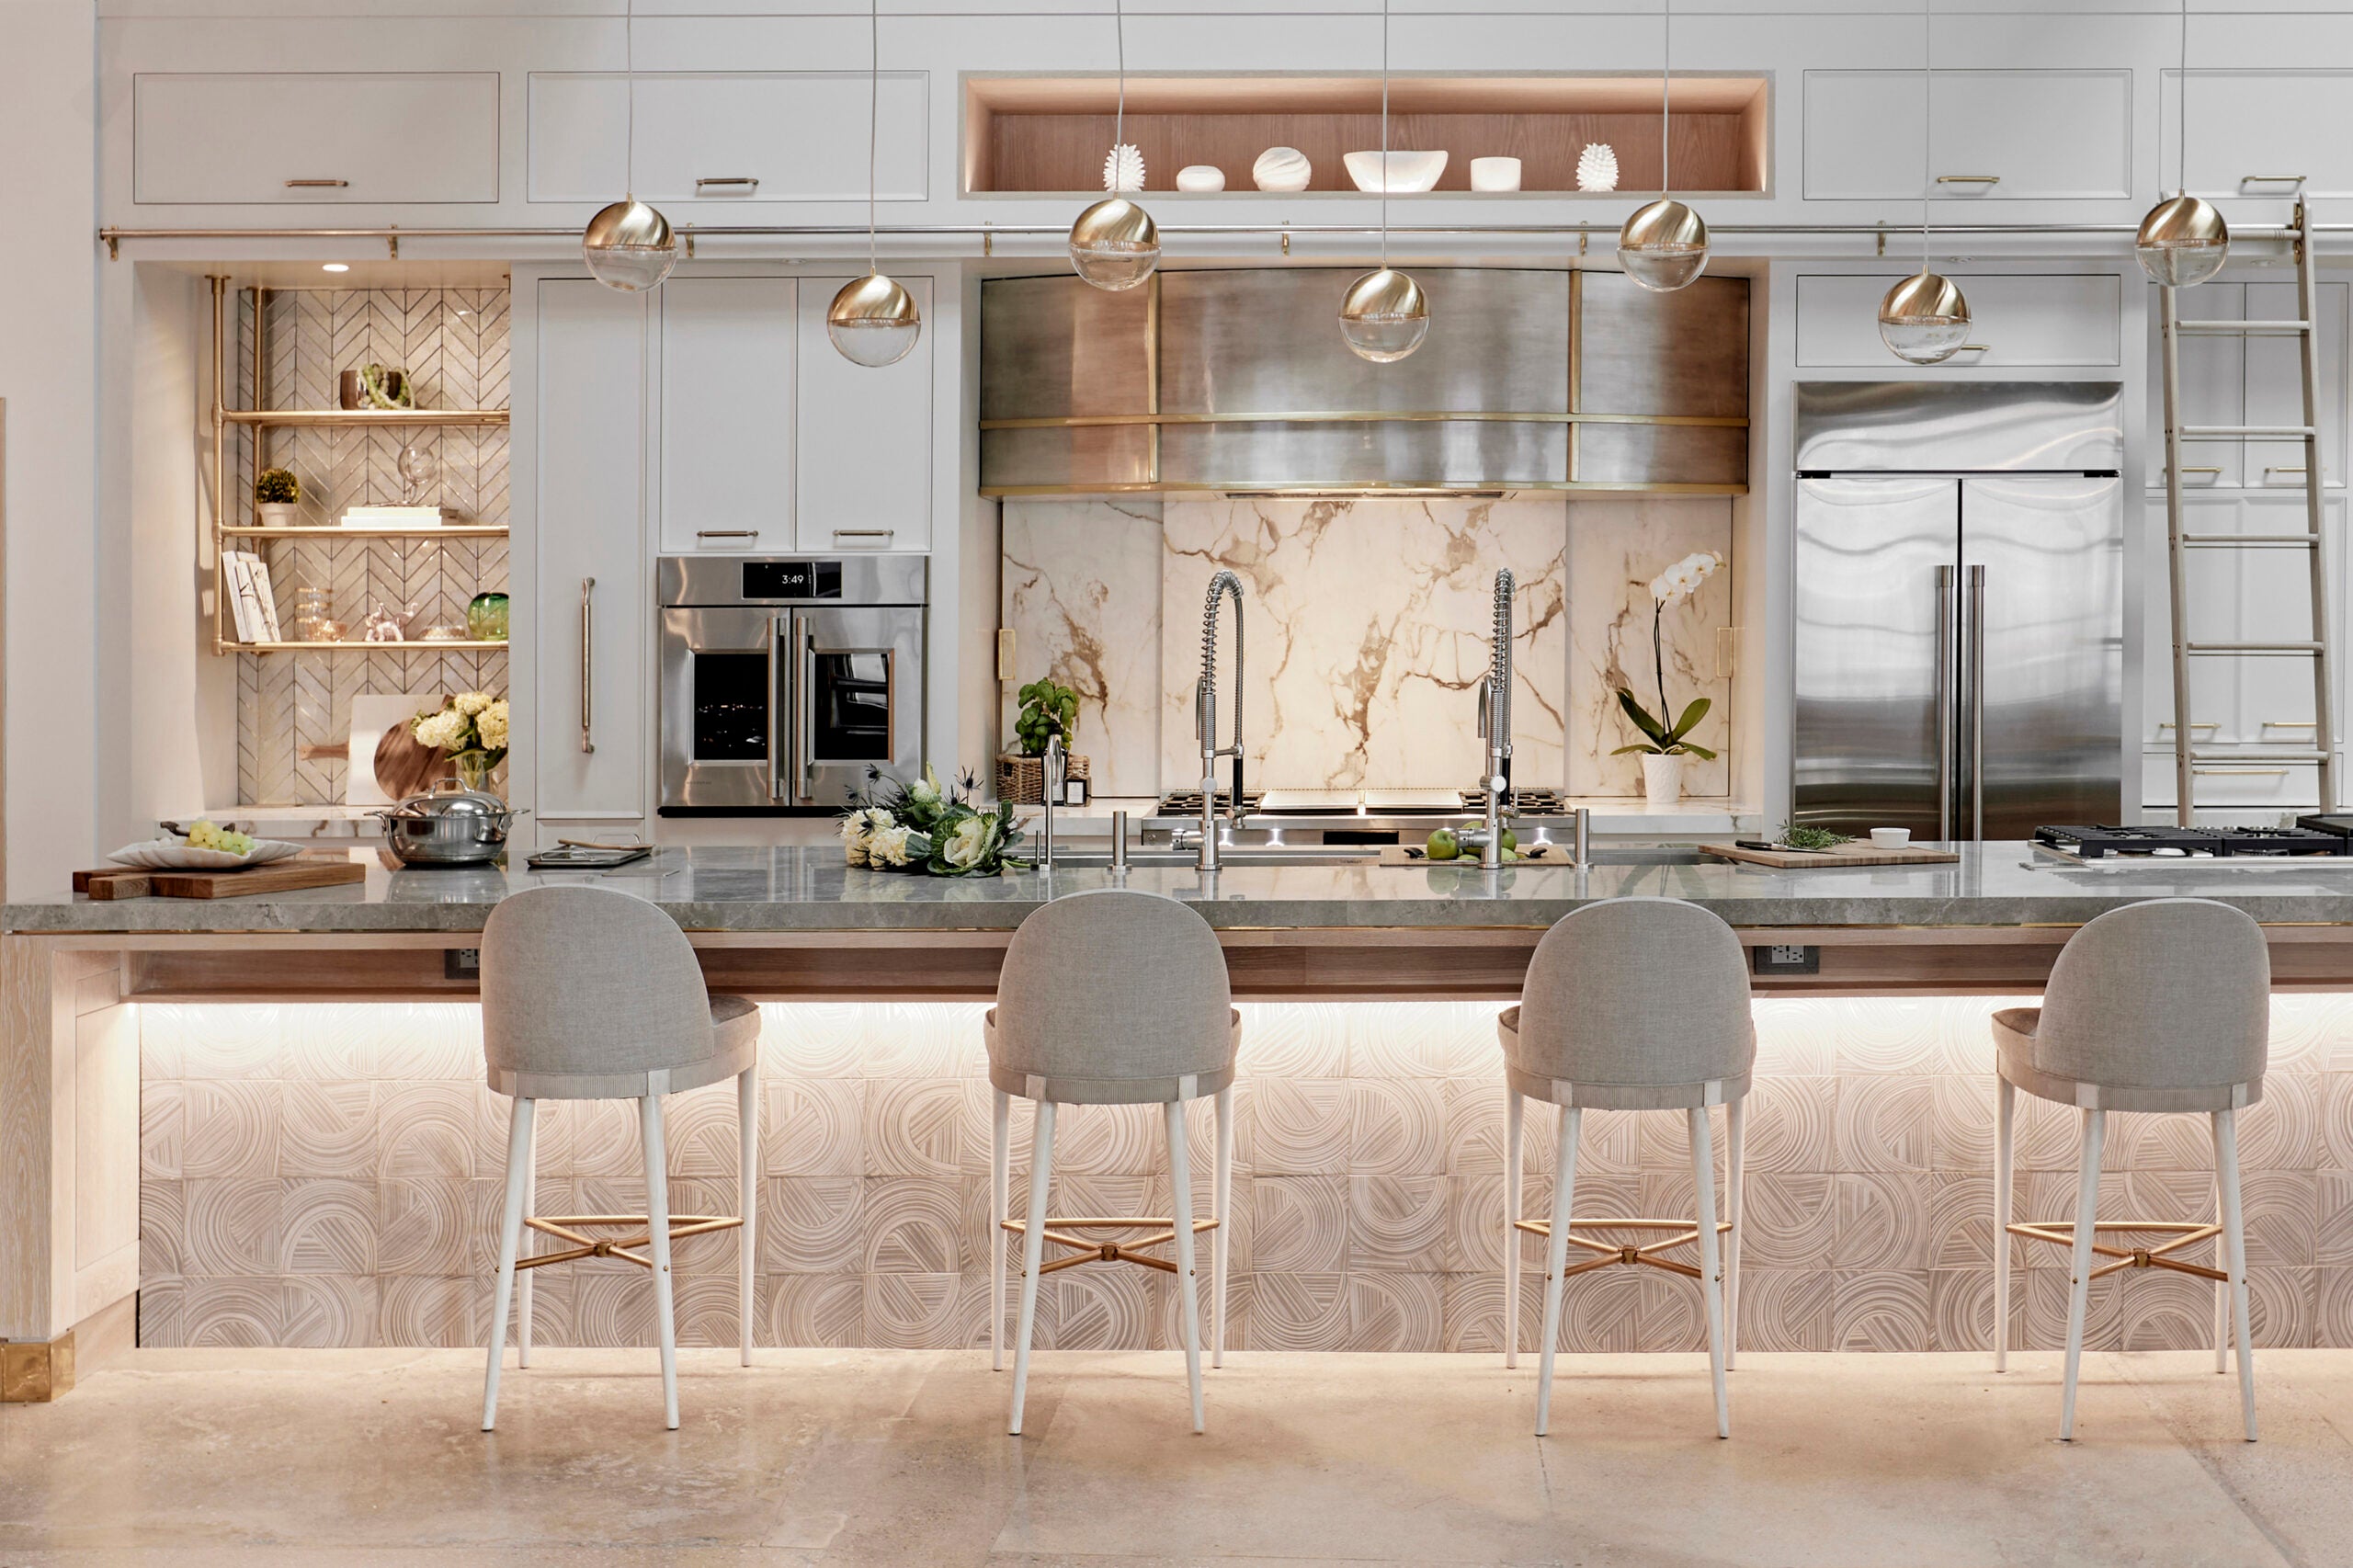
[1344,150,1449,193]
[1176,165,1226,193]
[1868,827,1912,850]
[108,836,306,870]
[1469,156,1522,192]
[1252,147,1313,192]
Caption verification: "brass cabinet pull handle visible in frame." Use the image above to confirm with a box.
[1956,344,1991,352]
[1937,174,2000,184]
[580,576,596,756]
[2157,721,2220,730]
[2267,466,2310,475]
[2262,719,2317,728]
[696,528,760,540]
[285,178,349,188]
[833,528,894,545]
[2242,174,2308,185]
[2179,466,2224,475]
[694,176,760,190]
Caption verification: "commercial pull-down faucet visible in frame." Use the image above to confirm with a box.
[1472,568,1514,869]
[1196,570,1246,872]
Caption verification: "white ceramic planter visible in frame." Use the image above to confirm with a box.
[256,503,299,527]
[1642,752,1684,811]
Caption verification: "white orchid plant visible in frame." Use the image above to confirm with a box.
[1614,551,1722,761]
[838,764,1026,877]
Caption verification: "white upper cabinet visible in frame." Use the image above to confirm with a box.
[795,277,934,553]
[527,73,927,205]
[1803,70,2131,202]
[1796,274,2120,369]
[2172,72,2353,205]
[133,73,499,204]
[658,278,799,553]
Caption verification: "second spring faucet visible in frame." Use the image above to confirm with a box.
[1472,568,1515,869]
[1196,570,1246,871]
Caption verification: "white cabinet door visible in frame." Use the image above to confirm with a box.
[2147,284,2246,489]
[527,73,927,205]
[659,278,797,553]
[1795,274,2118,368]
[536,280,650,822]
[2174,72,2353,204]
[1804,70,2131,201]
[2244,281,2346,491]
[134,74,499,204]
[796,276,933,552]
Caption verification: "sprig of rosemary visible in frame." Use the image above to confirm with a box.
[1779,821,1850,851]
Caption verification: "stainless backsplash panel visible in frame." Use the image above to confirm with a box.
[1576,272,1749,420]
[1792,380,2124,472]
[1575,422,1749,487]
[980,424,1154,491]
[1156,419,1567,490]
[978,274,1153,420]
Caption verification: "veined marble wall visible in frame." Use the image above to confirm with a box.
[139,996,2353,1353]
[999,495,1733,800]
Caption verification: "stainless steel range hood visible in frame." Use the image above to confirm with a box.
[979,267,1749,496]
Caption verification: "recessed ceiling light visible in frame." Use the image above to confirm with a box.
[321,263,349,274]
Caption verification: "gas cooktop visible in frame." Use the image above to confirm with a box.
[1149,787,1578,820]
[2034,824,2353,859]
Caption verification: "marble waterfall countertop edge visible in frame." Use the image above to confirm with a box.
[10,844,2353,934]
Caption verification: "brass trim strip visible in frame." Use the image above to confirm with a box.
[224,408,509,428]
[979,410,1749,430]
[1146,271,1163,484]
[979,480,1749,497]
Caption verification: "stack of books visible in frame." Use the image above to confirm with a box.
[341,505,460,528]
[222,552,284,643]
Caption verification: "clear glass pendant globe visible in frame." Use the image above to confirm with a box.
[2136,196,2231,288]
[1617,199,1710,293]
[582,199,680,294]
[1336,268,1429,364]
[825,275,923,369]
[1067,199,1161,292]
[1878,312,1971,365]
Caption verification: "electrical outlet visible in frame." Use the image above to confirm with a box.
[444,948,481,981]
[1752,944,1820,975]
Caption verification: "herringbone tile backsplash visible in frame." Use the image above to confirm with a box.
[136,996,2353,1355]
[233,289,510,806]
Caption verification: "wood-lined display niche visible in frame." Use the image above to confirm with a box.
[963,74,1769,196]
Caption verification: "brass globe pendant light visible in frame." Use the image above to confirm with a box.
[1069,0,1162,291]
[828,0,923,367]
[1878,0,1971,363]
[1338,0,1429,362]
[2136,0,2228,287]
[583,0,679,293]
[1618,0,1709,292]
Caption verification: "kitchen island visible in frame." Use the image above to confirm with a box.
[10,843,2353,1393]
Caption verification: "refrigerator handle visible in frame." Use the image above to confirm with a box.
[769,615,790,801]
[1936,565,1955,842]
[1968,564,1987,841]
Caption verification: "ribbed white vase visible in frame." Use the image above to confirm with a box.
[1642,753,1684,812]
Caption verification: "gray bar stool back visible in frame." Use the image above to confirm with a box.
[987,888,1239,1435]
[477,884,763,1431]
[1992,896,2269,1441]
[1501,896,1755,1437]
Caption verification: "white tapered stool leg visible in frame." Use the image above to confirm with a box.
[1212,1083,1233,1369]
[2214,1108,2257,1441]
[1533,1104,1581,1437]
[1167,1098,1205,1433]
[642,1095,680,1431]
[517,1105,537,1369]
[1724,1097,1745,1373]
[2214,1157,2232,1376]
[2060,1107,2105,1441]
[1504,1089,1524,1369]
[1009,1099,1057,1436]
[1690,1106,1730,1438]
[738,1066,758,1366]
[1994,1077,2015,1372]
[991,1088,1011,1373]
[482,1096,535,1431]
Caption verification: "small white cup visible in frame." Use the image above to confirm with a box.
[1470,156,1523,192]
[1869,827,1912,849]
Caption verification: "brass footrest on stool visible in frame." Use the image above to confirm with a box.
[1515,1216,1733,1282]
[2007,1220,2227,1282]
[516,1212,744,1272]
[1002,1215,1221,1276]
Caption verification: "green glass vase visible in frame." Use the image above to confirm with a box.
[466,592,509,642]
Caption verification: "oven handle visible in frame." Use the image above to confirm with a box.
[799,622,816,802]
[768,613,789,801]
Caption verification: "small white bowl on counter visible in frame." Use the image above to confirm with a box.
[1869,827,1913,849]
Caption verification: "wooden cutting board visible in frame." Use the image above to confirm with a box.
[74,858,368,900]
[1698,841,1961,869]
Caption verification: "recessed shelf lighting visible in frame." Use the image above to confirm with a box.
[321,263,349,273]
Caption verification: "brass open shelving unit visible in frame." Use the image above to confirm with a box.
[204,276,511,656]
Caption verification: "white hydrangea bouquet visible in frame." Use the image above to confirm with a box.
[412,690,511,793]
[839,764,1025,877]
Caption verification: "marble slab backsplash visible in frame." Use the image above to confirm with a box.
[999,494,1733,800]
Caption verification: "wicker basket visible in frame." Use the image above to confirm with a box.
[996,751,1091,805]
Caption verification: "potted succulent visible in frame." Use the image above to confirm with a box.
[997,677,1090,804]
[1613,551,1722,810]
[255,467,301,526]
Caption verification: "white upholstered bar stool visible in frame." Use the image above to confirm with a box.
[1992,897,2268,1443]
[477,885,762,1432]
[1501,897,1754,1438]
[988,888,1238,1436]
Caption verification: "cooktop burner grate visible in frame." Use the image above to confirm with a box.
[2035,824,2352,858]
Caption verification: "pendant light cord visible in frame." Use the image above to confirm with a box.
[1379,0,1391,267]
[1661,0,1672,197]
[1920,0,1932,267]
[868,0,880,272]
[2177,0,2189,197]
[623,0,635,199]
[1114,0,1127,153]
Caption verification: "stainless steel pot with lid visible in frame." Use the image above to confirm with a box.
[372,779,526,867]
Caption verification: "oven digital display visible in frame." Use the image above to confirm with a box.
[740,561,843,599]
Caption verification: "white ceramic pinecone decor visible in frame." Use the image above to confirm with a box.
[1104,144,1146,192]
[1576,142,1620,192]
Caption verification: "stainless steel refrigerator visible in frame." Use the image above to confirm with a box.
[1793,381,2124,840]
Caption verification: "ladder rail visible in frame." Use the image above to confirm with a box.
[2293,197,2339,813]
[2162,283,2198,824]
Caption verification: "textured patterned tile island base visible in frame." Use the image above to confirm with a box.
[134,994,2353,1355]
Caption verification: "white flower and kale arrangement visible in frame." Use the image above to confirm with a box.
[838,765,1027,877]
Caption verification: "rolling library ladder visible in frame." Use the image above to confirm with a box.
[2159,189,2339,824]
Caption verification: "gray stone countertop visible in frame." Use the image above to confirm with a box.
[9,843,2353,935]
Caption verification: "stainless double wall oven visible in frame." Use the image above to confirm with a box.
[658,554,926,814]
